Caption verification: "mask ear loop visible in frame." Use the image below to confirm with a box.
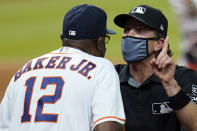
[154,37,165,58]
[147,37,161,58]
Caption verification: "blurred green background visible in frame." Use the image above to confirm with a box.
[0,0,181,63]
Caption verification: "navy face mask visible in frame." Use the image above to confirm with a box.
[121,36,158,63]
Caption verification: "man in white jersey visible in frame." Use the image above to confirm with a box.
[0,4,125,131]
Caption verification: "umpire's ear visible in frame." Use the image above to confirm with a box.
[154,38,164,52]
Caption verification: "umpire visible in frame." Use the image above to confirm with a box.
[114,5,197,131]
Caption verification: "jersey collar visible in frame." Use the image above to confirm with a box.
[119,64,131,83]
[119,64,161,85]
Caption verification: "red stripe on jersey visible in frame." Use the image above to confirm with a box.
[91,116,126,128]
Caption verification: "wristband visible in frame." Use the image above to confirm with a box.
[168,89,191,110]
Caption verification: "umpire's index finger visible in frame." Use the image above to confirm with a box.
[161,36,169,53]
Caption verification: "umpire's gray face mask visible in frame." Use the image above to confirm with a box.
[121,36,158,63]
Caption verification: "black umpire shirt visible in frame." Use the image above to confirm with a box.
[115,64,197,131]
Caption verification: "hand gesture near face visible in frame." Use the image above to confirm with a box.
[150,36,176,83]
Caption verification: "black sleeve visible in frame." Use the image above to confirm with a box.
[175,66,197,104]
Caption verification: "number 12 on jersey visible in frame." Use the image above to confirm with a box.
[21,76,64,123]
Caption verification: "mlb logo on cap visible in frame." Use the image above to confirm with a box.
[69,30,76,36]
[131,7,146,14]
[114,5,168,37]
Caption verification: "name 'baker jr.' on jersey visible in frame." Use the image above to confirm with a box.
[0,4,125,131]
[0,47,125,131]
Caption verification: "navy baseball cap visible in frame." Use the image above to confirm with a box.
[114,5,168,37]
[62,4,116,40]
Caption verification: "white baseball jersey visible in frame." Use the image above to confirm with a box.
[0,47,125,131]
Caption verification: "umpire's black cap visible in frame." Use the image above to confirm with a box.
[62,4,116,40]
[114,5,168,37]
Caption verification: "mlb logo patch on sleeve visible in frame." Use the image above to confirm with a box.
[188,84,197,104]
